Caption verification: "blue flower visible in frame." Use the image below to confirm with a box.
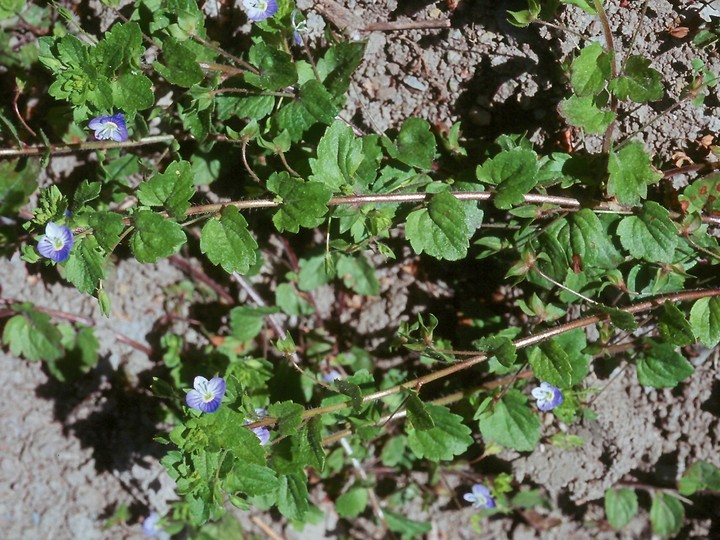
[37,222,74,262]
[463,484,496,509]
[242,0,278,22]
[186,376,226,413]
[142,512,162,537]
[531,381,564,411]
[244,408,271,445]
[291,9,307,45]
[322,369,342,382]
[88,113,128,142]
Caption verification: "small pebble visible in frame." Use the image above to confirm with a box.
[403,76,429,92]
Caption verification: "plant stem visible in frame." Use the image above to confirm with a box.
[0,135,175,158]
[243,287,720,435]
[593,0,618,153]
[182,191,720,227]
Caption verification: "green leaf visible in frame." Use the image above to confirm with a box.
[267,172,331,233]
[679,173,720,215]
[112,72,154,112]
[72,180,101,210]
[569,210,623,269]
[406,404,473,461]
[298,254,335,291]
[268,401,304,436]
[384,511,431,538]
[304,417,325,472]
[299,79,339,125]
[593,306,638,332]
[391,117,436,170]
[559,94,615,134]
[320,41,366,99]
[336,254,380,296]
[405,392,435,431]
[528,340,573,388]
[245,43,297,91]
[33,185,67,225]
[130,210,186,263]
[658,302,695,347]
[476,148,538,209]
[564,0,597,14]
[689,296,720,347]
[229,306,277,342]
[200,206,258,274]
[0,158,38,214]
[609,55,663,103]
[333,379,364,412]
[309,120,364,191]
[617,202,677,263]
[93,22,143,76]
[604,488,638,531]
[405,191,469,261]
[571,42,612,96]
[678,461,720,496]
[336,487,368,518]
[153,38,204,88]
[2,308,63,362]
[216,94,275,121]
[225,463,279,497]
[507,0,541,27]
[137,160,195,219]
[650,492,684,538]
[277,473,308,521]
[275,283,314,316]
[87,211,124,253]
[476,390,540,452]
[273,100,316,142]
[65,236,104,294]
[636,340,694,388]
[607,142,662,206]
[473,336,517,367]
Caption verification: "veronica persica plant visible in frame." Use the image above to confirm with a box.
[88,113,129,142]
[185,376,226,413]
[463,484,496,509]
[532,382,564,411]
[37,222,74,263]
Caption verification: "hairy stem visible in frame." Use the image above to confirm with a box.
[0,135,175,158]
[243,287,720,435]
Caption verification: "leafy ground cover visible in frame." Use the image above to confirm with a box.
[1,0,720,538]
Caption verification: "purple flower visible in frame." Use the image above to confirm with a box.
[142,512,162,537]
[322,369,342,383]
[291,9,307,45]
[531,381,564,411]
[244,408,271,445]
[88,113,128,142]
[463,484,496,509]
[186,376,226,413]
[242,0,278,22]
[37,222,74,262]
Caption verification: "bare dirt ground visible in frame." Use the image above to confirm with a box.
[1,1,719,538]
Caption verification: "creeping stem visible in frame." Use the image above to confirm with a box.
[243,287,720,439]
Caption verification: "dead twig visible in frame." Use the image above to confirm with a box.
[363,19,452,32]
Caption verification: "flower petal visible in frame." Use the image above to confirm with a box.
[199,396,222,413]
[186,389,205,410]
[192,375,209,390]
[206,377,226,398]
[37,236,56,259]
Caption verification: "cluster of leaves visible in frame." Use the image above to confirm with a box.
[1,0,720,537]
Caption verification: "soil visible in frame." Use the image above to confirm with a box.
[1,1,719,539]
